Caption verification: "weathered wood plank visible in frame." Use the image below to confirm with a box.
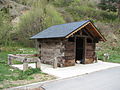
[64,60,75,67]
[64,56,75,60]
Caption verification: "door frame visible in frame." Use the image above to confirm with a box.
[75,36,87,64]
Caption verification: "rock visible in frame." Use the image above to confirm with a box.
[0,0,7,4]
[96,46,102,51]
[0,0,29,18]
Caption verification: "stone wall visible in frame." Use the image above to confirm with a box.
[38,39,65,67]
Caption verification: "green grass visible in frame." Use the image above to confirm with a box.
[0,64,38,82]
[0,67,42,89]
[0,46,37,78]
[0,46,41,89]
[0,45,119,88]
[0,46,37,64]
[97,48,120,63]
[0,46,55,89]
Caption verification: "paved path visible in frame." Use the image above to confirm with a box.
[12,60,120,78]
[42,66,120,90]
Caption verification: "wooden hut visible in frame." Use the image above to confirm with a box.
[31,20,106,67]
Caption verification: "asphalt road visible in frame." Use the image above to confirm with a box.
[42,66,120,90]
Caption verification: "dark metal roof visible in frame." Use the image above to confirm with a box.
[31,20,90,39]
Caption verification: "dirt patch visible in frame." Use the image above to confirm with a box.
[1,73,56,89]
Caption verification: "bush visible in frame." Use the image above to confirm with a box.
[18,3,65,46]
[66,3,118,22]
[0,11,13,46]
[17,68,41,80]
[23,68,41,75]
[18,6,45,46]
[0,75,5,81]
[53,0,74,7]
[100,11,117,21]
[45,5,65,27]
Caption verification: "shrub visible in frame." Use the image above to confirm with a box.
[17,68,41,80]
[18,7,45,47]
[0,11,13,46]
[66,3,118,22]
[53,0,74,7]
[45,5,65,27]
[18,3,65,46]
[23,68,41,75]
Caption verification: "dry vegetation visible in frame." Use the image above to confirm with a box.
[0,73,55,89]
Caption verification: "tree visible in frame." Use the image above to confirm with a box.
[0,11,12,46]
[98,0,120,18]
[18,2,65,47]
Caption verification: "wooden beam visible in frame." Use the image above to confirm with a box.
[82,28,94,39]
[89,22,106,41]
[75,35,89,38]
[74,35,76,61]
[80,30,82,36]
[83,37,87,64]
[65,22,90,38]
[85,26,96,38]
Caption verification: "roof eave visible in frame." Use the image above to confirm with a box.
[65,21,106,42]
[30,36,65,40]
[65,21,91,38]
[89,22,106,42]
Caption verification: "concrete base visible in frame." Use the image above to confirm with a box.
[12,60,120,79]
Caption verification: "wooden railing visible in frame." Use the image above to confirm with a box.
[8,54,41,71]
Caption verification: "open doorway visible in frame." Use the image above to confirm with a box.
[75,37,84,64]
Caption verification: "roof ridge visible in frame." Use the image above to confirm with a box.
[52,20,90,27]
[31,20,95,39]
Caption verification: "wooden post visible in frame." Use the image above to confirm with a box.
[83,37,87,64]
[23,58,28,71]
[36,59,41,69]
[53,57,58,68]
[35,39,40,53]
[93,43,98,63]
[93,52,98,63]
[103,53,109,62]
[74,35,76,62]
[8,55,12,65]
[103,56,106,62]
